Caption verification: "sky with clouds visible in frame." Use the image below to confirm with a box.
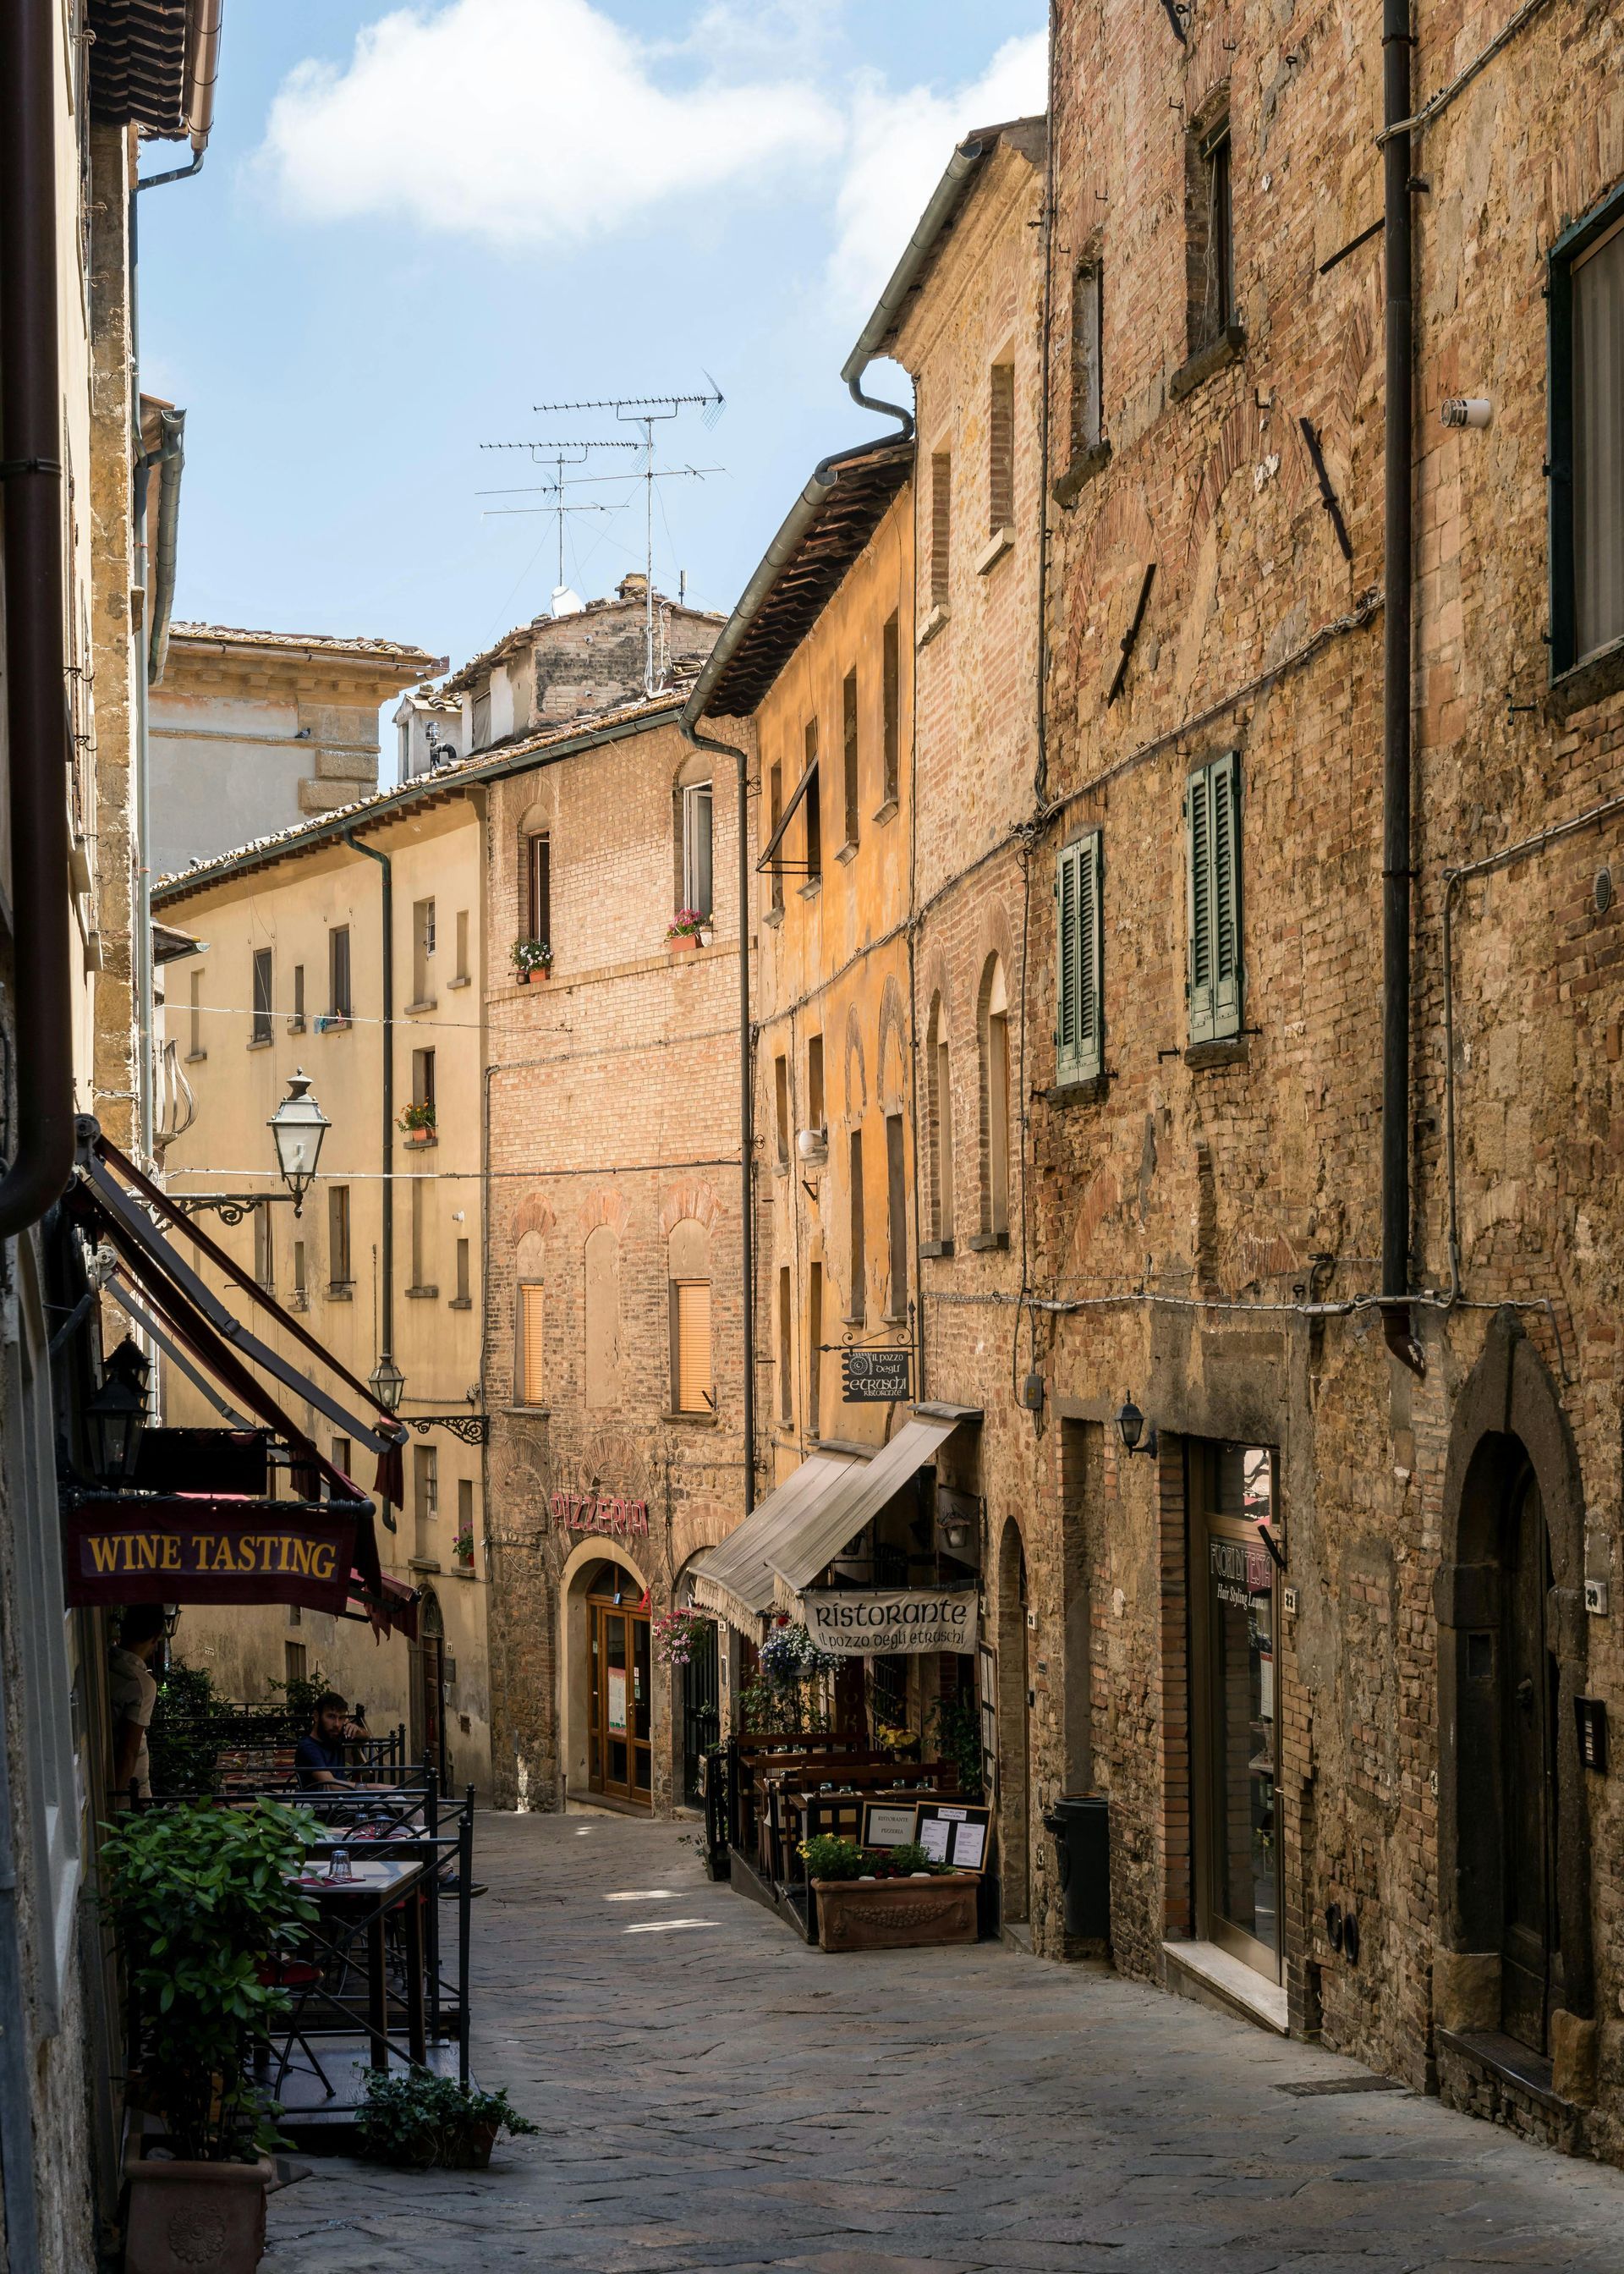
[139,0,1046,742]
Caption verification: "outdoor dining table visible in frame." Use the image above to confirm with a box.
[288,1851,432,2069]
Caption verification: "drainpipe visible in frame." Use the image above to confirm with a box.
[132,409,185,1159]
[0,0,76,1241]
[678,717,755,1516]
[1380,0,1423,1374]
[345,832,396,1395]
[135,0,224,193]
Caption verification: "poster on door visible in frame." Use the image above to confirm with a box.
[607,1667,628,1733]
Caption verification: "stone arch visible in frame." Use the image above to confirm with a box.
[975,952,1012,1239]
[558,1538,654,1804]
[1435,1310,1593,2029]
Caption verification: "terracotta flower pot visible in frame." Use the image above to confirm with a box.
[811,1872,979,1953]
[525,967,550,984]
[668,931,701,951]
[124,2154,272,2274]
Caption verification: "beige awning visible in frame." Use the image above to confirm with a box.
[689,1405,979,1637]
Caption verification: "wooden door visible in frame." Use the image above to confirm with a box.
[1501,1471,1560,2052]
[589,1596,652,1806]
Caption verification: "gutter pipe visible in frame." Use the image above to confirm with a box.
[136,0,224,190]
[129,408,185,1157]
[0,0,77,1244]
[146,409,185,685]
[838,136,989,439]
[344,832,397,1446]
[1380,0,1423,1373]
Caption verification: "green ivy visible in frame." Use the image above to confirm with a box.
[355,2072,539,2170]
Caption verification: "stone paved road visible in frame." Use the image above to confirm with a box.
[264,1813,1624,2273]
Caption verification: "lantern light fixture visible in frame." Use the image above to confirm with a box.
[1116,1397,1159,1459]
[87,1335,151,1482]
[267,1070,330,1217]
[368,1352,406,1414]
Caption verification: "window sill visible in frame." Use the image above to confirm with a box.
[764,904,785,929]
[798,877,823,901]
[967,1231,1010,1252]
[919,1239,955,1260]
[916,602,951,649]
[976,525,1015,576]
[184,1049,206,1065]
[453,1563,478,1580]
[408,1557,442,1575]
[404,997,437,1016]
[663,1409,718,1427]
[1169,324,1247,404]
[872,797,899,826]
[1550,634,1624,718]
[448,1295,473,1310]
[405,1284,440,1300]
[326,1283,354,1302]
[836,840,859,865]
[773,1158,790,1177]
[881,1310,909,1327]
[247,1035,273,1052]
[402,1134,438,1151]
[1053,440,1112,508]
[1185,1037,1248,1071]
[1048,1071,1108,1106]
[315,1016,352,1035]
[286,1016,306,1035]
[287,1292,310,1312]
[505,1404,551,1418]
[446,974,472,991]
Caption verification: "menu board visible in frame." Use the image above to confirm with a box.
[861,1803,922,1849]
[607,1668,628,1733]
[913,1802,993,1876]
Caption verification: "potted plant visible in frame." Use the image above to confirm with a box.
[512,937,553,984]
[355,2071,538,2171]
[652,1606,711,1667]
[798,1833,979,1954]
[453,1522,475,1568]
[102,1799,320,2274]
[398,1099,436,1145]
[666,908,705,952]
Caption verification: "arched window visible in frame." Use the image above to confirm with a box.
[925,994,954,1244]
[584,1224,623,1409]
[667,1219,714,1415]
[979,957,1011,1239]
[515,1229,546,1406]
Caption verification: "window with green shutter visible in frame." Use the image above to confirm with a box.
[1056,830,1104,1084]
[1186,752,1241,1043]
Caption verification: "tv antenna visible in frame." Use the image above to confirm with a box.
[533,385,725,694]
[476,439,640,602]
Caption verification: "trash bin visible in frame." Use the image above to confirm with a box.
[1043,1793,1110,1943]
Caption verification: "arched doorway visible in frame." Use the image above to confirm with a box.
[1438,1312,1592,2057]
[996,1519,1031,1925]
[557,1546,653,1810]
[410,1587,447,1785]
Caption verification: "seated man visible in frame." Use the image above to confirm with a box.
[294,1691,370,1788]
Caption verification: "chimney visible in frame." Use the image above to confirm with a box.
[617,571,649,602]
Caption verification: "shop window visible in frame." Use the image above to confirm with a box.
[848,1128,866,1321]
[930,451,952,605]
[411,897,436,1005]
[1056,830,1104,1085]
[668,1219,714,1414]
[525,831,551,948]
[518,1281,546,1406]
[1188,102,1235,355]
[989,361,1015,532]
[774,1052,791,1169]
[885,1112,907,1320]
[777,1266,793,1425]
[842,670,859,849]
[1186,752,1242,1044]
[881,613,900,808]
[250,948,273,1043]
[328,925,352,1020]
[1071,261,1103,455]
[681,779,713,920]
[327,1184,351,1289]
[1550,190,1624,676]
[979,958,1011,1239]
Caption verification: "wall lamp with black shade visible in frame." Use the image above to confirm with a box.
[1116,1398,1159,1459]
[87,1335,151,1482]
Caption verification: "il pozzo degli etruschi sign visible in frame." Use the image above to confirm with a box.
[798,1587,979,1656]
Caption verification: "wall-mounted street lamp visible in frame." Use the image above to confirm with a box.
[87,1335,151,1482]
[267,1071,329,1217]
[368,1352,406,1414]
[1116,1398,1159,1460]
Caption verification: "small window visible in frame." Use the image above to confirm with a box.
[774,1053,791,1168]
[768,763,784,914]
[251,948,273,1043]
[881,615,900,807]
[1187,752,1242,1044]
[848,1127,865,1321]
[672,1280,714,1414]
[930,451,952,605]
[806,1033,825,1134]
[777,1266,794,1425]
[984,965,1011,1239]
[457,1477,475,1567]
[414,1443,438,1523]
[291,964,305,1028]
[928,1000,954,1244]
[454,909,470,983]
[472,689,491,749]
[886,1112,907,1319]
[254,1201,274,1290]
[1071,261,1103,455]
[328,1184,352,1287]
[807,1261,823,1437]
[989,361,1015,531]
[409,1176,431,1290]
[188,969,202,1057]
[455,1237,470,1304]
[1056,831,1105,1085]
[412,1046,436,1112]
[525,832,551,948]
[284,1640,307,1689]
[842,670,859,849]
[803,717,821,881]
[292,1239,307,1301]
[329,926,352,1020]
[1189,108,1234,354]
[1550,195,1624,674]
[682,780,714,919]
[412,898,436,1004]
[331,1435,353,1480]
[518,1282,546,1405]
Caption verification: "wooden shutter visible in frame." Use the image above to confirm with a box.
[1056,832,1103,1084]
[520,1283,545,1404]
[1187,755,1241,1044]
[674,1281,712,1413]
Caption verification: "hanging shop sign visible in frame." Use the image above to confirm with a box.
[549,1489,650,1540]
[799,1586,978,1656]
[63,1500,354,1615]
[840,1347,913,1403]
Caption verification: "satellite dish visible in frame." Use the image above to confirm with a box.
[551,585,584,617]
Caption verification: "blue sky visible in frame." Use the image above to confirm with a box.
[139,0,1046,729]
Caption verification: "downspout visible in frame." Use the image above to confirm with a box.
[133,409,184,1159]
[0,0,77,1241]
[1380,0,1423,1374]
[678,717,756,1516]
[135,0,223,194]
[345,832,396,1413]
[146,409,184,686]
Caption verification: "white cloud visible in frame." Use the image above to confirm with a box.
[259,0,840,245]
[825,31,1050,321]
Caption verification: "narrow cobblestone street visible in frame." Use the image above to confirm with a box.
[264,1814,1624,2273]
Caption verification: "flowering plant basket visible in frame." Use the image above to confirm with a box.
[653,1606,711,1667]
[512,937,553,977]
[667,908,705,943]
[398,1099,436,1135]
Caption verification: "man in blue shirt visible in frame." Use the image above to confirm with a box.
[294,1691,368,1788]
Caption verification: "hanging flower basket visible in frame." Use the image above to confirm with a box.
[653,1606,711,1667]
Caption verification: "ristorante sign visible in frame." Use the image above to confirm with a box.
[800,1587,979,1656]
[63,1500,355,1615]
[548,1490,650,1540]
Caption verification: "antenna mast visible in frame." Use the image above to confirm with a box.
[476,438,639,602]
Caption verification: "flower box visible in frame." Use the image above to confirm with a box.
[812,1873,979,1953]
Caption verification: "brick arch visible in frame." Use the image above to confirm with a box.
[579,1187,634,1239]
[917,948,953,1038]
[659,1181,723,1239]
[671,1503,734,1578]
[511,1192,556,1244]
[973,896,1018,991]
